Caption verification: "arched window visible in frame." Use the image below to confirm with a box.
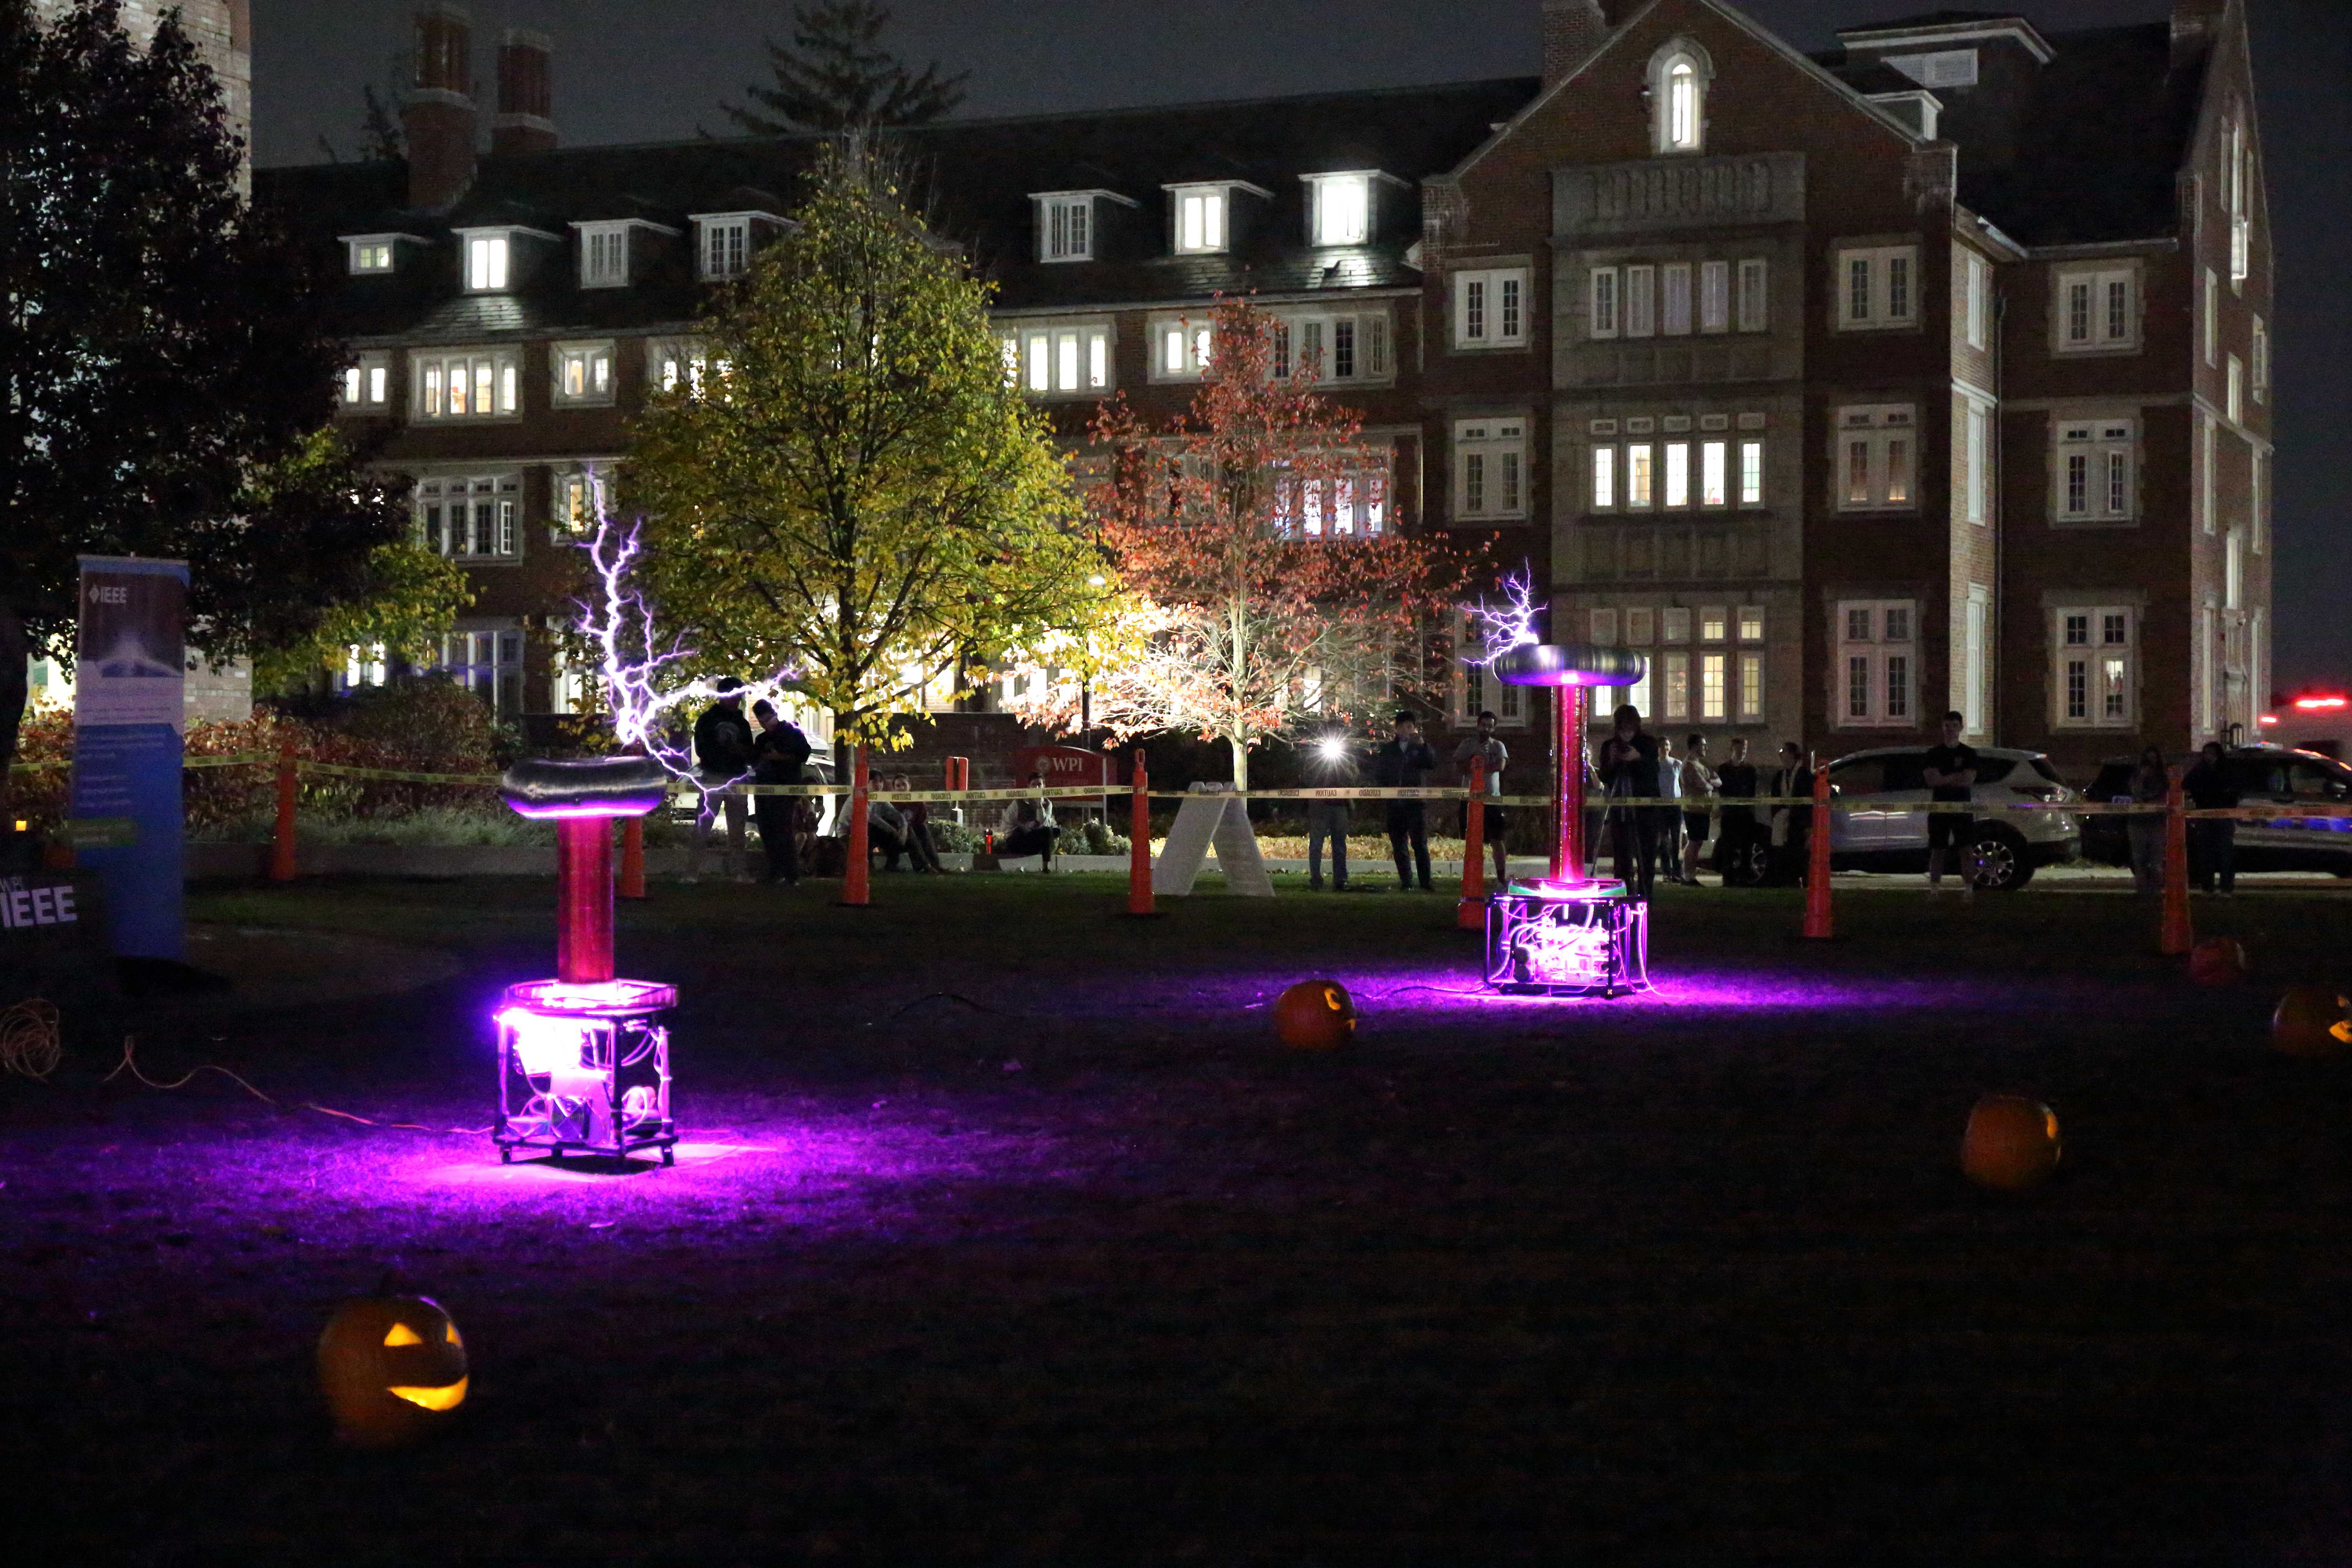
[1668,62,1699,148]
[1649,42,1712,155]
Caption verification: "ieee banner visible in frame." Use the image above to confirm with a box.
[69,556,188,961]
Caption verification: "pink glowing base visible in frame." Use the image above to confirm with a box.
[502,978,679,1016]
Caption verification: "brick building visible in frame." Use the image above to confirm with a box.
[259,0,2270,782]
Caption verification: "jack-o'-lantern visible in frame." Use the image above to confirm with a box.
[318,1295,469,1448]
[2270,987,2352,1060]
[1961,1094,2062,1192]
[1274,980,1354,1051]
[2189,936,2250,987]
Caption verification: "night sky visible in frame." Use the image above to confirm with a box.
[251,0,2348,692]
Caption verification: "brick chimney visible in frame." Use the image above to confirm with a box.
[2170,0,2227,69]
[1544,0,1611,88]
[492,29,557,157]
[401,3,477,211]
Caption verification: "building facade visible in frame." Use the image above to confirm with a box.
[261,0,2270,781]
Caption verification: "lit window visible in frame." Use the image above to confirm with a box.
[1454,269,1527,349]
[1655,50,1706,153]
[1835,599,1917,728]
[1150,316,1213,381]
[1173,188,1227,254]
[339,353,392,412]
[553,343,616,407]
[466,235,510,291]
[1309,174,1371,246]
[1700,441,1727,507]
[1700,652,1728,720]
[1737,606,1763,642]
[1664,442,1690,508]
[555,469,610,534]
[1833,405,1917,510]
[648,339,709,397]
[2052,606,2135,728]
[1963,251,1989,350]
[1738,652,1763,719]
[1591,446,1616,510]
[349,241,394,274]
[1454,419,1526,520]
[1738,439,1763,506]
[1626,443,1654,508]
[2054,419,2136,523]
[1834,246,1918,330]
[410,350,521,420]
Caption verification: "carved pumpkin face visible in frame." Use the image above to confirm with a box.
[1274,979,1356,1051]
[2270,987,2352,1060]
[317,1295,469,1448]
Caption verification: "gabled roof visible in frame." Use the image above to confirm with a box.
[257,76,1539,339]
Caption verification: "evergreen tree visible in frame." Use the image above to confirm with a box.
[0,0,405,793]
[723,0,967,135]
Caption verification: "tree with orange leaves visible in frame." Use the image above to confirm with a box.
[1002,297,1466,789]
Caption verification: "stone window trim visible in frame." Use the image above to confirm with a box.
[2045,599,2143,731]
[550,340,618,408]
[1000,318,1116,399]
[1832,597,1920,730]
[1645,38,1714,156]
[2049,412,2138,528]
[1830,403,1919,512]
[410,347,524,422]
[1453,414,1529,523]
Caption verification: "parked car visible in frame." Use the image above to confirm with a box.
[1768,746,2080,891]
[2083,745,2352,874]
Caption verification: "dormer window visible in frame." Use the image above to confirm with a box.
[1305,174,1372,247]
[466,235,509,292]
[580,225,628,288]
[1028,191,1134,264]
[703,219,747,278]
[1648,42,1713,155]
[340,232,426,277]
[1176,189,1222,253]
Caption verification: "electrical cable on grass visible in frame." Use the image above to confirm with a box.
[102,1036,490,1135]
[884,990,1019,1022]
[0,999,64,1080]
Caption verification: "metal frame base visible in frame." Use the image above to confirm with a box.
[1483,882,1651,998]
[493,978,679,1165]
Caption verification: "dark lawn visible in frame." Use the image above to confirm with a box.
[5,873,2352,1564]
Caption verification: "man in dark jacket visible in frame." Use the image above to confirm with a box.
[1372,712,1438,891]
[1597,704,1662,896]
[2184,740,2239,895]
[687,677,756,882]
[749,699,812,885]
[1714,736,1760,885]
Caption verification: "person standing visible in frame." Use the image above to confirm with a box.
[1452,709,1510,889]
[1372,712,1438,891]
[2184,740,2239,896]
[1597,704,1662,896]
[1768,740,1813,887]
[686,676,755,883]
[1922,709,1980,898]
[1680,733,1719,885]
[1653,735,1685,884]
[1714,736,1758,885]
[2125,744,2169,897]
[1307,730,1357,892]
[748,699,812,885]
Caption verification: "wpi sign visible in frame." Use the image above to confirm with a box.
[1011,746,1119,789]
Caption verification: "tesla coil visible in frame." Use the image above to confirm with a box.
[1486,642,1652,998]
[492,756,680,1165]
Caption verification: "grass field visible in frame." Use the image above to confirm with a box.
[5,872,2351,1563]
